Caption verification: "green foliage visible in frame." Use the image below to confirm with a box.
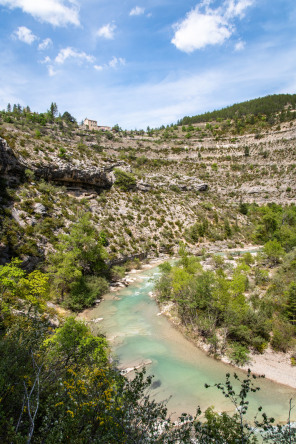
[156,253,275,354]
[286,282,296,324]
[251,204,296,252]
[47,215,108,309]
[66,275,109,310]
[0,259,295,443]
[263,239,285,265]
[179,93,296,125]
[114,169,136,191]
[229,343,250,365]
[239,201,249,215]
[110,265,126,281]
[271,320,294,352]
[62,111,76,124]
[58,147,67,158]
[0,259,49,329]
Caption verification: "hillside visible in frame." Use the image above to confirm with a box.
[1,96,296,268]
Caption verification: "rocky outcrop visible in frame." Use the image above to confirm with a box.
[0,137,208,194]
[0,137,129,191]
[168,175,208,192]
[33,163,113,190]
[0,137,25,185]
[137,180,153,192]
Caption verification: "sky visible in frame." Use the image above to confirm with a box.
[0,0,296,129]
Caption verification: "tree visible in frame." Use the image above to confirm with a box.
[62,111,76,124]
[112,123,121,132]
[48,102,58,119]
[263,239,285,265]
[0,259,49,329]
[47,215,108,309]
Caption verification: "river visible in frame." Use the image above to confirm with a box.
[87,262,295,423]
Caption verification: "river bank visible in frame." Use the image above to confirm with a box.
[158,298,296,390]
[149,248,296,391]
[79,245,296,392]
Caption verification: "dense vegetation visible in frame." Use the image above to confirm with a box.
[0,260,295,443]
[156,203,296,365]
[179,93,296,125]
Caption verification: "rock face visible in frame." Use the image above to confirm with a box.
[0,136,208,193]
[0,137,25,185]
[33,164,113,190]
[0,137,127,191]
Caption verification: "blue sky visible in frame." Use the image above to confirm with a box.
[0,0,296,129]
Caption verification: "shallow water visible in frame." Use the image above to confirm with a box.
[89,265,295,422]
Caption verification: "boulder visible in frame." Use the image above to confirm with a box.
[137,180,152,192]
[33,203,47,215]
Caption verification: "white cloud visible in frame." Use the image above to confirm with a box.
[172,10,231,53]
[94,57,125,71]
[0,0,80,26]
[13,26,37,44]
[129,6,145,16]
[55,47,95,64]
[235,40,245,51]
[38,38,53,50]
[96,23,116,40]
[40,55,52,64]
[172,0,253,53]
[225,0,254,19]
[48,65,57,76]
[108,57,125,68]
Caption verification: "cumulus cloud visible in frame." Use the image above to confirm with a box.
[96,23,116,39]
[55,47,95,64]
[38,38,53,50]
[0,0,80,26]
[13,26,37,44]
[172,0,253,53]
[129,6,145,16]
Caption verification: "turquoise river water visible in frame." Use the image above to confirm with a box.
[89,264,296,422]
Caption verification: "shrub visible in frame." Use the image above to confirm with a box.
[114,169,136,191]
[66,276,109,311]
[271,320,294,352]
[229,343,250,365]
[263,239,285,265]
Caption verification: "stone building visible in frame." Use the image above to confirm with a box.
[83,118,98,130]
[83,119,111,131]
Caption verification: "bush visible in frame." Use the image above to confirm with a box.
[229,343,250,365]
[263,239,285,265]
[66,276,109,311]
[252,336,268,353]
[271,320,294,352]
[110,265,126,281]
[114,169,136,191]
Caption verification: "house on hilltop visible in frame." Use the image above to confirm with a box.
[83,118,98,130]
[83,118,111,131]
